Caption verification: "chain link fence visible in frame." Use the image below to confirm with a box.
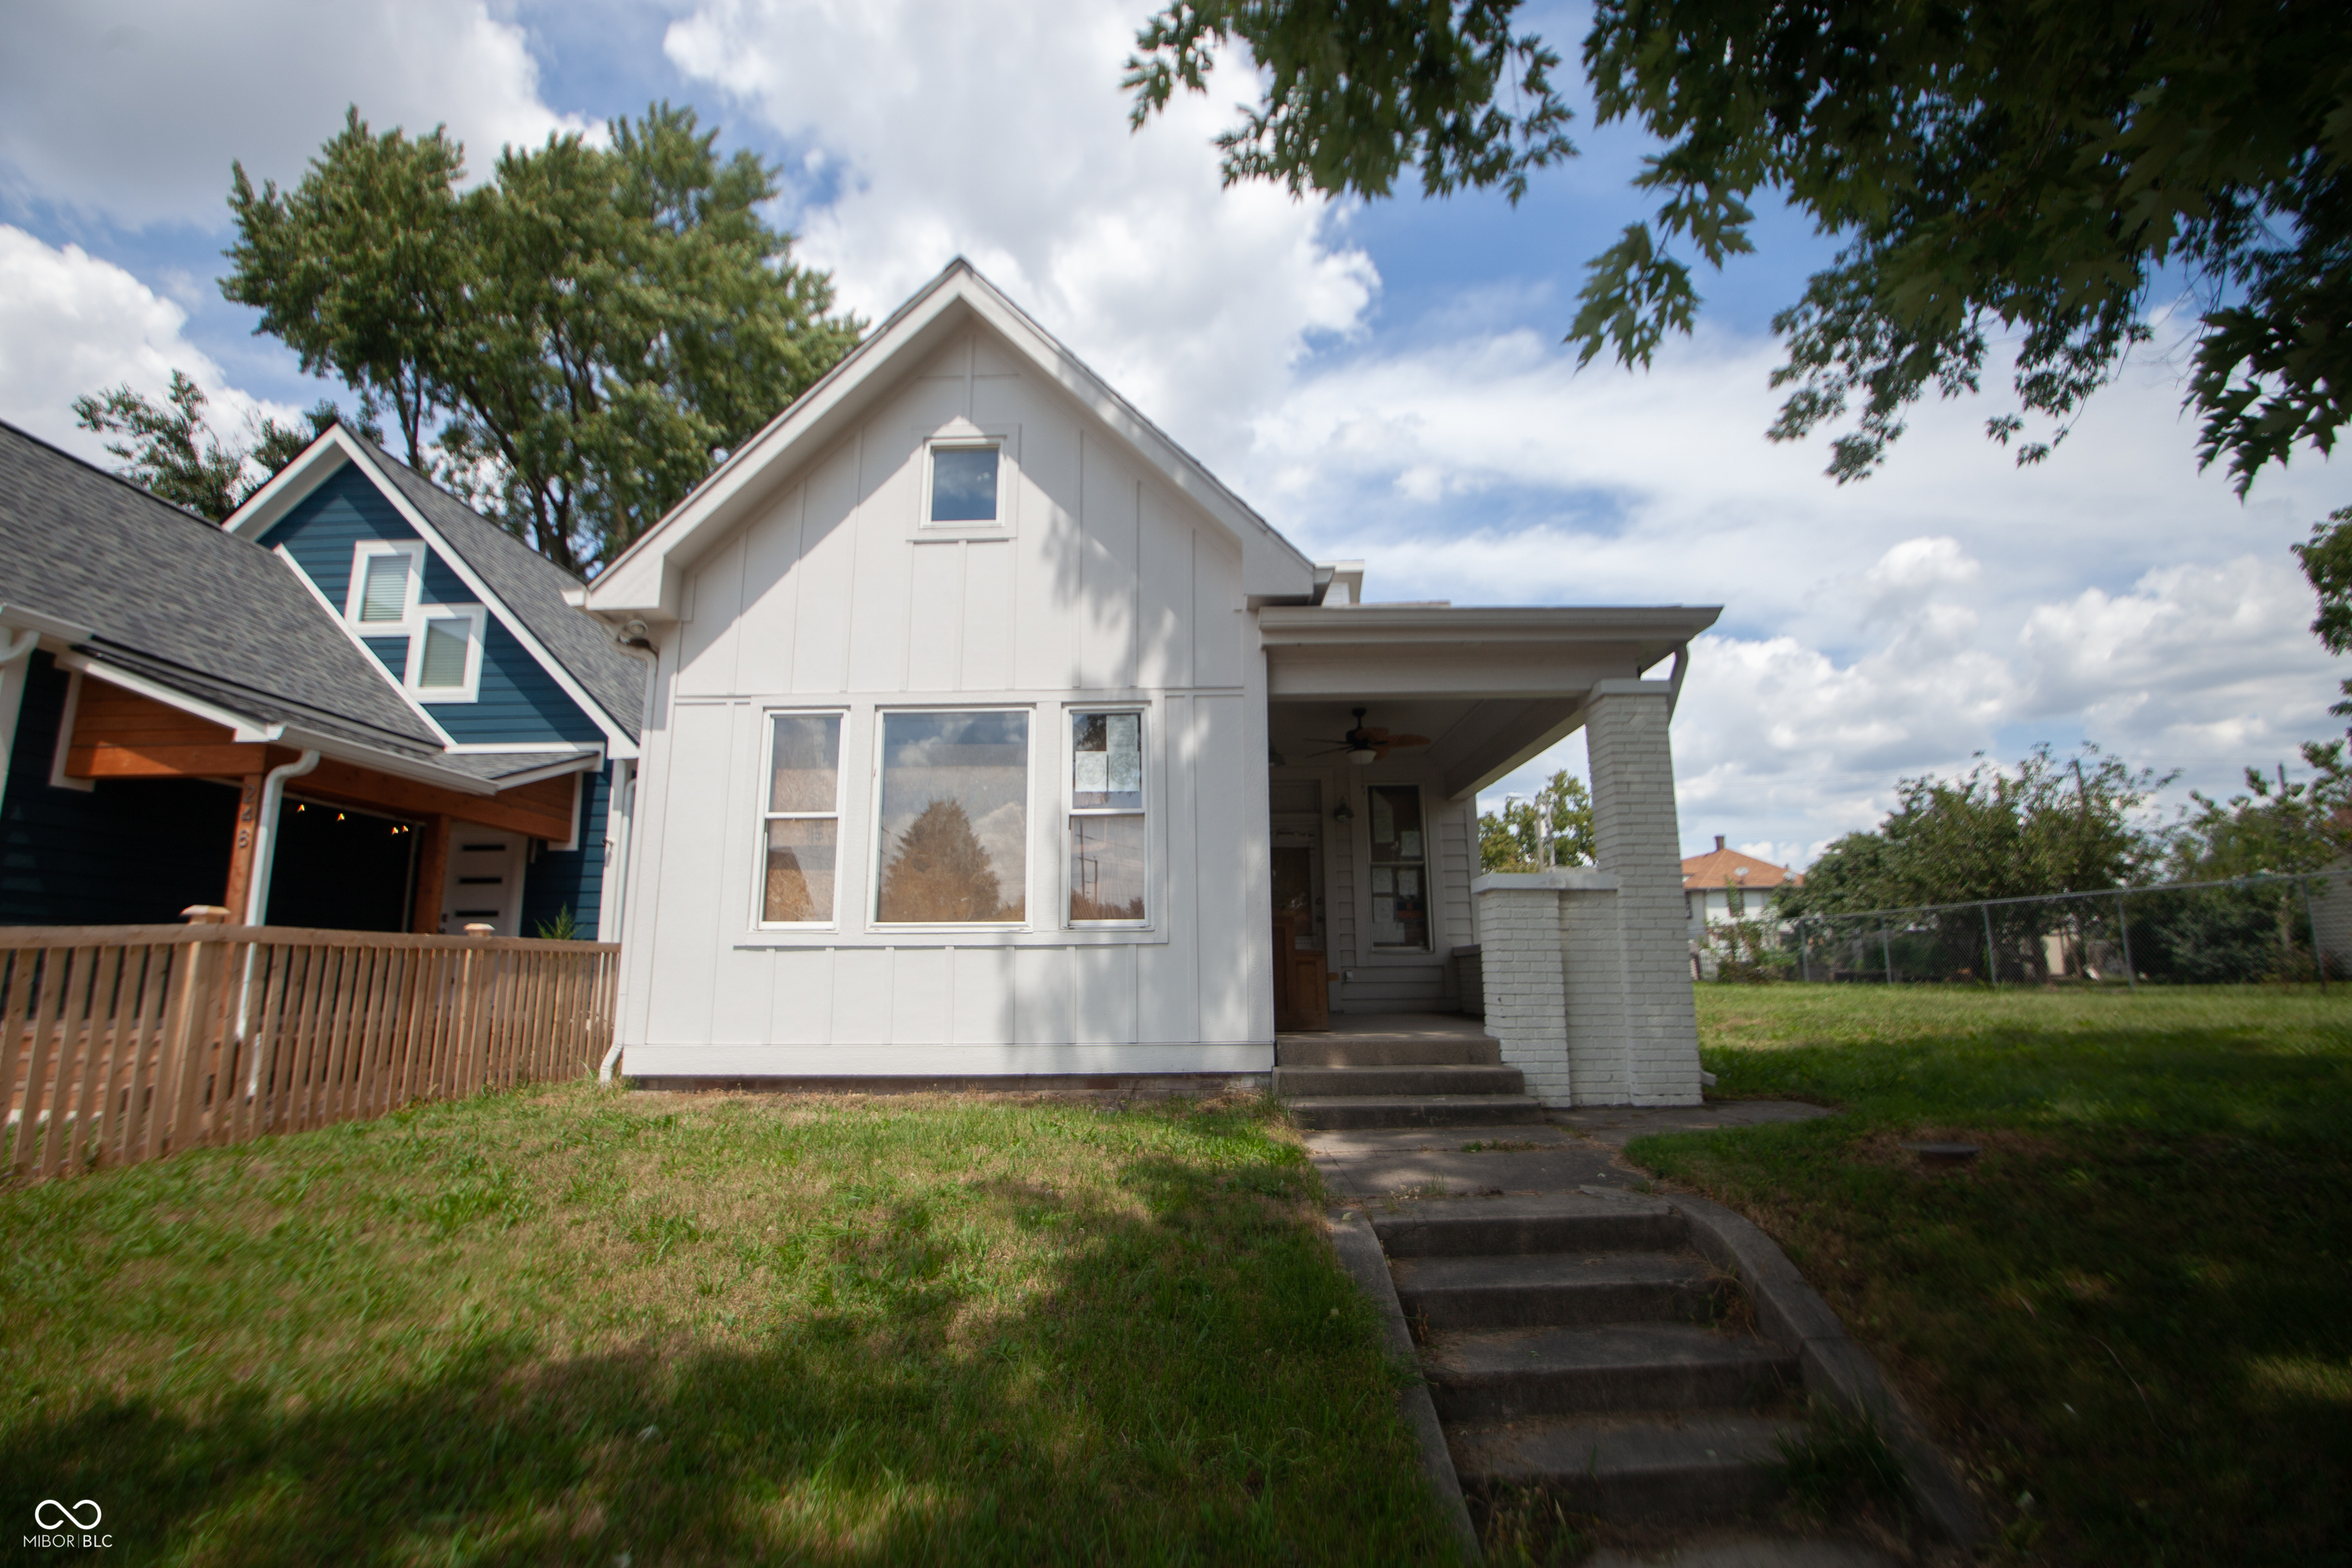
[1697,870,2348,987]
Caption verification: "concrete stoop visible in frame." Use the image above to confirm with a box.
[1278,1018,1543,1131]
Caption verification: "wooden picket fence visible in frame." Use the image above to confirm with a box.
[2,923,619,1182]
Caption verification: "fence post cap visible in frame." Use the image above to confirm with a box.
[181,905,231,924]
[462,923,496,936]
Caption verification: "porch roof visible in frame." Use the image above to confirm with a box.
[1260,603,1720,801]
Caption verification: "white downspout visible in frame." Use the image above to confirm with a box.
[0,628,41,825]
[244,749,322,925]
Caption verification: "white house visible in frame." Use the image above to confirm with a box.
[583,262,1720,1105]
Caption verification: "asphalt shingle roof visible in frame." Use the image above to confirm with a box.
[355,443,645,741]
[0,421,446,758]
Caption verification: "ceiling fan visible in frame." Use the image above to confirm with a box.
[1308,707,1432,766]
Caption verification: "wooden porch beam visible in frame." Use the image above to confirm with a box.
[411,813,451,935]
[221,773,265,918]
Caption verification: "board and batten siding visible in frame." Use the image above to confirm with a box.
[618,331,1272,1074]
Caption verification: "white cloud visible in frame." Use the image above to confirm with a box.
[0,1,591,230]
[663,0,1376,462]
[0,225,303,462]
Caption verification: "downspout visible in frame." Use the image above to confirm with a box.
[244,750,322,925]
[0,627,40,824]
[597,757,634,1084]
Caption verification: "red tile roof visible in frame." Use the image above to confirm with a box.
[1681,838,1802,890]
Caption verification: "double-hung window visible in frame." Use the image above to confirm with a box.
[1367,784,1430,950]
[874,710,1030,924]
[1068,710,1145,923]
[761,712,843,924]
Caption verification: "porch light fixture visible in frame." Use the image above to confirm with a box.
[1332,799,1354,823]
[1347,746,1378,765]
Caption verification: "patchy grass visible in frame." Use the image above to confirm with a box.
[2,1085,1463,1564]
[1628,984,2352,1567]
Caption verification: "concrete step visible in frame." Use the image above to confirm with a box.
[1286,1094,1545,1131]
[1373,1193,1687,1259]
[1447,1413,1799,1521]
[1393,1250,1726,1330]
[1423,1322,1798,1421]
[1276,1037,1503,1067]
[1274,1063,1525,1098]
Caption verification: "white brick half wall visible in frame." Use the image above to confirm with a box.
[1472,681,1703,1107]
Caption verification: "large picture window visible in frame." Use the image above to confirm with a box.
[762,713,841,923]
[1367,784,1429,950]
[876,710,1029,923]
[1068,710,1145,923]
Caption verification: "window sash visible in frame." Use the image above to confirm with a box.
[1366,784,1429,950]
[928,443,1001,524]
[761,712,843,926]
[358,554,411,622]
[417,617,470,688]
[1068,708,1145,924]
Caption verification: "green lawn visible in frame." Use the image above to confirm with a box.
[2,1086,1461,1565]
[1632,984,2352,1567]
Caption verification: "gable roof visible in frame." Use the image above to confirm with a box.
[354,439,648,741]
[0,420,446,761]
[1681,840,1802,891]
[585,259,1319,621]
[224,427,646,746]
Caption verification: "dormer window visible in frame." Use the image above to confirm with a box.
[405,605,486,701]
[928,442,1001,523]
[358,552,413,622]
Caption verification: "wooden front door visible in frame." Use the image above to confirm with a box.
[1272,908,1329,1031]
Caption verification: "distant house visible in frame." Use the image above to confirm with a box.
[0,421,645,936]
[1682,835,1802,942]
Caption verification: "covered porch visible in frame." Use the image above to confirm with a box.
[1259,602,1719,1107]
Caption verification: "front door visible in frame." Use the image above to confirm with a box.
[1271,824,1330,1031]
[442,830,525,936]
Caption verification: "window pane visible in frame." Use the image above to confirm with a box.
[763,819,837,923]
[1367,786,1424,864]
[1372,864,1429,949]
[877,710,1027,923]
[359,555,409,622]
[419,619,469,688]
[930,446,998,521]
[1070,815,1145,921]
[769,714,841,812]
[1072,710,1142,808]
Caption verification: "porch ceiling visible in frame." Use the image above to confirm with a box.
[1261,603,1721,801]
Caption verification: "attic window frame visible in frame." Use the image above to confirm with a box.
[404,603,488,704]
[919,432,1012,532]
[345,541,426,629]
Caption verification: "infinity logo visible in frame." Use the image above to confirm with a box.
[34,1498,102,1530]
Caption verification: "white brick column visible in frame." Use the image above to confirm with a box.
[1473,873,1576,1106]
[1583,679,1703,1105]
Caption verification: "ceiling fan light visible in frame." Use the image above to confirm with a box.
[1347,746,1379,766]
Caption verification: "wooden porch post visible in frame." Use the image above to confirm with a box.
[412,813,451,935]
[221,773,264,920]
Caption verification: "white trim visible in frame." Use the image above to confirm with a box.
[272,544,459,745]
[345,539,426,629]
[753,706,848,931]
[552,769,583,852]
[220,428,351,539]
[439,740,598,756]
[619,1043,1274,1077]
[407,603,488,703]
[475,753,602,789]
[46,668,93,792]
[1060,703,1152,931]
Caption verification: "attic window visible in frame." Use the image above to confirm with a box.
[404,605,486,701]
[418,618,470,688]
[358,555,410,622]
[929,444,999,523]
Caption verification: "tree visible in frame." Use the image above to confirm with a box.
[70,371,348,522]
[879,799,1004,923]
[1128,1,2352,490]
[225,104,864,576]
[1477,770,1593,871]
[2295,505,2352,714]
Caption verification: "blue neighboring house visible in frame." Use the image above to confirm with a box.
[0,419,645,939]
[222,426,648,939]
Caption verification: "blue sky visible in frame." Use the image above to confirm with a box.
[1,0,2340,865]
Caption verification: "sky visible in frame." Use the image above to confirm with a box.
[0,0,2341,867]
